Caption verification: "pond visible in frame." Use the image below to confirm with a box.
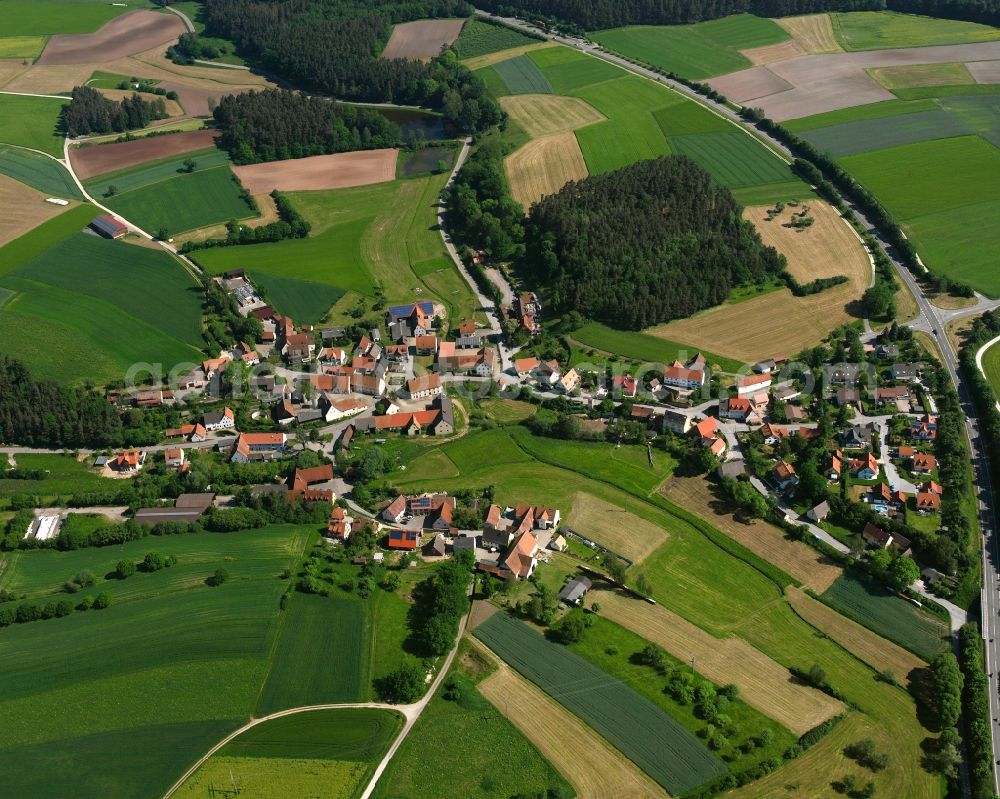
[368,107,461,142]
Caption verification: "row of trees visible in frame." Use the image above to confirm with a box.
[182,190,312,253]
[63,86,167,137]
[213,89,400,164]
[202,0,502,132]
[523,156,786,329]
[475,0,1000,31]
[959,623,996,799]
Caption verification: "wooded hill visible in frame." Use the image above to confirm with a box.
[63,86,167,137]
[213,89,400,164]
[477,0,1000,30]
[202,0,503,133]
[523,156,784,329]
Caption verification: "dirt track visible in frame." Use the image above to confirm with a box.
[232,149,398,194]
[37,10,185,65]
[69,128,221,180]
[381,19,465,61]
[709,40,1000,120]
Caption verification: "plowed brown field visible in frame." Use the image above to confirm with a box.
[232,149,398,193]
[69,128,221,180]
[593,588,844,736]
[0,175,74,248]
[37,11,185,65]
[381,19,466,61]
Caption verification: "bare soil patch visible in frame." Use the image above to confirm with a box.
[776,14,843,54]
[567,492,669,564]
[652,200,869,362]
[787,586,926,686]
[499,94,605,138]
[710,40,1000,120]
[593,589,843,736]
[69,128,220,180]
[1,64,93,94]
[478,661,667,799]
[506,131,587,208]
[381,19,466,61]
[37,11,185,65]
[661,475,842,592]
[232,149,398,194]
[968,59,1000,82]
[461,41,556,71]
[0,175,75,247]
[0,59,31,90]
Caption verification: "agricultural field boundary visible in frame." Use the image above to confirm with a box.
[974,332,1000,410]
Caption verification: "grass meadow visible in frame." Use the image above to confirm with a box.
[0,145,82,199]
[982,339,1000,398]
[0,454,107,505]
[249,271,344,324]
[492,54,552,94]
[0,35,46,58]
[0,203,96,276]
[3,0,154,36]
[592,14,790,79]
[832,10,1000,50]
[453,18,536,59]
[0,95,67,157]
[571,320,743,372]
[0,525,311,799]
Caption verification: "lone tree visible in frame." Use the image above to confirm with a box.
[208,567,230,587]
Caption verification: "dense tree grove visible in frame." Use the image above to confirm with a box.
[411,551,473,656]
[0,357,124,447]
[476,0,1000,29]
[959,624,995,799]
[202,0,502,132]
[63,86,167,137]
[523,156,784,329]
[213,89,400,164]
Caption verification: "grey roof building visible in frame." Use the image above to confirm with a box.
[558,576,593,605]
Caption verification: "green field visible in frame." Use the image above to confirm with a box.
[0,231,205,384]
[101,165,256,236]
[454,18,536,58]
[0,145,82,199]
[492,53,552,93]
[0,95,67,157]
[249,271,345,324]
[372,649,574,799]
[799,108,970,156]
[176,708,402,799]
[196,173,479,322]
[256,594,371,715]
[527,45,623,93]
[0,525,310,799]
[3,0,154,36]
[820,573,950,660]
[592,14,789,79]
[0,454,107,503]
[571,320,742,372]
[870,61,975,90]
[83,147,230,195]
[667,130,792,188]
[982,339,1000,399]
[0,35,46,57]
[832,10,1000,50]
[0,204,96,276]
[783,98,940,131]
[474,612,725,795]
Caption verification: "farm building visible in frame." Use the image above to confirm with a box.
[558,575,592,605]
[388,529,420,550]
[89,214,128,239]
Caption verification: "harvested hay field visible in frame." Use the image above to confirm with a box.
[381,19,466,61]
[741,39,807,66]
[869,61,975,89]
[0,175,75,248]
[478,660,667,799]
[499,94,605,138]
[506,132,587,208]
[660,475,841,592]
[232,149,398,194]
[69,129,220,180]
[0,63,92,94]
[592,588,844,736]
[566,492,668,564]
[776,13,843,54]
[461,41,556,71]
[652,200,869,362]
[37,11,185,65]
[787,587,926,686]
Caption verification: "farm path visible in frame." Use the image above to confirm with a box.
[159,583,473,799]
[162,4,195,33]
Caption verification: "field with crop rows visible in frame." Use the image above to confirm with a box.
[256,594,371,714]
[177,709,402,799]
[0,525,310,799]
[0,95,66,157]
[820,573,949,660]
[492,54,552,94]
[454,19,536,59]
[0,145,82,199]
[474,612,725,795]
[592,14,790,79]
[831,10,1000,50]
[249,271,344,324]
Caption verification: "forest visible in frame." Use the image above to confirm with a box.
[213,89,400,163]
[202,0,503,132]
[62,86,167,137]
[476,0,1000,29]
[522,156,784,329]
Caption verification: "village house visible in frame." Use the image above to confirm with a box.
[862,522,911,554]
[840,422,877,450]
[916,491,941,511]
[230,432,287,463]
[355,395,454,437]
[382,495,407,524]
[828,450,844,480]
[911,452,937,474]
[514,356,539,379]
[719,397,763,424]
[876,386,909,404]
[807,500,830,523]
[273,399,297,426]
[288,464,335,502]
[662,409,692,434]
[876,343,900,360]
[911,414,937,441]
[326,506,354,540]
[283,333,315,364]
[558,575,593,606]
[501,531,538,580]
[891,362,921,382]
[773,386,800,402]
[388,529,420,551]
[318,346,348,366]
[112,449,146,473]
[413,334,439,356]
[352,372,386,397]
[163,447,185,470]
[407,374,442,400]
[558,367,580,393]
[867,482,906,509]
[759,422,787,445]
[387,302,436,338]
[165,423,207,443]
[663,356,705,389]
[319,395,367,423]
[736,373,771,397]
[203,407,235,432]
[835,388,861,408]
[612,374,638,398]
[772,460,798,491]
[850,452,880,480]
[133,389,174,408]
[483,503,561,550]
[824,363,862,386]
[784,404,806,422]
